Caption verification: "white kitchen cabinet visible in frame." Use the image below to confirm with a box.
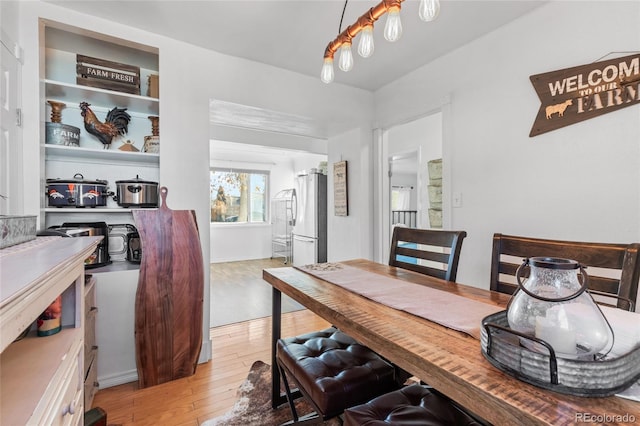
[40,20,160,229]
[0,236,101,425]
[93,268,139,388]
[84,276,99,409]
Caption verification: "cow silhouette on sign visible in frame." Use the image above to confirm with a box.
[545,99,573,119]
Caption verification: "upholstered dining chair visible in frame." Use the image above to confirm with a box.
[276,328,399,425]
[343,384,485,426]
[276,228,469,424]
[490,233,640,310]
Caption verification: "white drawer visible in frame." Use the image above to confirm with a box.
[40,342,83,426]
[63,383,84,426]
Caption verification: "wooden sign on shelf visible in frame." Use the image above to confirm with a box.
[333,161,348,216]
[529,53,640,137]
[76,54,141,95]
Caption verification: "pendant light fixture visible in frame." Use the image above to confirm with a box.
[338,41,354,71]
[320,0,441,84]
[383,4,403,42]
[358,24,375,58]
[419,0,441,22]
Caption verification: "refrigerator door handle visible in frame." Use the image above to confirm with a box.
[291,190,297,226]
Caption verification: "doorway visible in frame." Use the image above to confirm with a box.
[389,151,418,228]
[380,111,443,261]
[208,100,328,327]
[208,140,326,327]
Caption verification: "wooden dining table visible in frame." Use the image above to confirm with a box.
[263,259,640,426]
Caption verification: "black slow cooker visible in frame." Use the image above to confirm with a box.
[46,173,110,207]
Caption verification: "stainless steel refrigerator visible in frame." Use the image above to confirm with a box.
[292,170,327,266]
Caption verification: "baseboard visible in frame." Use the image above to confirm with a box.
[199,338,212,363]
[98,369,138,389]
[97,340,212,389]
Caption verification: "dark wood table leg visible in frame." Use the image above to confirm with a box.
[271,285,303,410]
[271,286,284,409]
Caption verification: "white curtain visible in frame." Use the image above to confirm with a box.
[391,188,411,211]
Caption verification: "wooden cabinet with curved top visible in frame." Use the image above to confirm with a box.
[0,236,101,425]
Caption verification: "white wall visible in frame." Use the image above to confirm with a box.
[375,1,640,295]
[327,127,374,261]
[1,1,20,40]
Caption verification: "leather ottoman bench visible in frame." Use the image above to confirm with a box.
[276,327,399,424]
[343,384,484,426]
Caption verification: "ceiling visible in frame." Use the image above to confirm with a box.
[46,0,545,92]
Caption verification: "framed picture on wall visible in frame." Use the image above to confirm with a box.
[333,161,348,216]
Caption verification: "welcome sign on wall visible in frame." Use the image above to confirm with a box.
[529,53,640,137]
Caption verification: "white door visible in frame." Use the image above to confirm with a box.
[292,234,317,266]
[0,35,23,215]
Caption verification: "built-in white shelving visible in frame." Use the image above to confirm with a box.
[44,144,159,166]
[45,79,159,115]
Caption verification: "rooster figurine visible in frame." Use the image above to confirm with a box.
[79,102,131,149]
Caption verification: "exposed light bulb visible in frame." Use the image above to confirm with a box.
[338,42,354,72]
[419,0,440,22]
[320,57,334,83]
[358,25,375,58]
[384,5,403,42]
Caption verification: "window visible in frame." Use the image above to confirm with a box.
[210,169,268,223]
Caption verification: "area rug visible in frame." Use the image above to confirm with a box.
[202,361,340,426]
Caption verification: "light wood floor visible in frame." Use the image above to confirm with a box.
[91,309,330,425]
[210,258,304,327]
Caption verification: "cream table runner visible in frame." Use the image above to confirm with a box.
[296,262,502,340]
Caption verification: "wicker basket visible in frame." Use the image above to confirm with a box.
[481,310,640,397]
[427,185,442,204]
[428,209,442,229]
[427,159,442,183]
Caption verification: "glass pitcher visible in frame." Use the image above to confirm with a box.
[507,257,612,359]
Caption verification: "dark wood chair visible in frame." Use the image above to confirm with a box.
[389,227,467,282]
[490,233,640,310]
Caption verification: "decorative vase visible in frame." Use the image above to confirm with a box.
[507,257,612,359]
